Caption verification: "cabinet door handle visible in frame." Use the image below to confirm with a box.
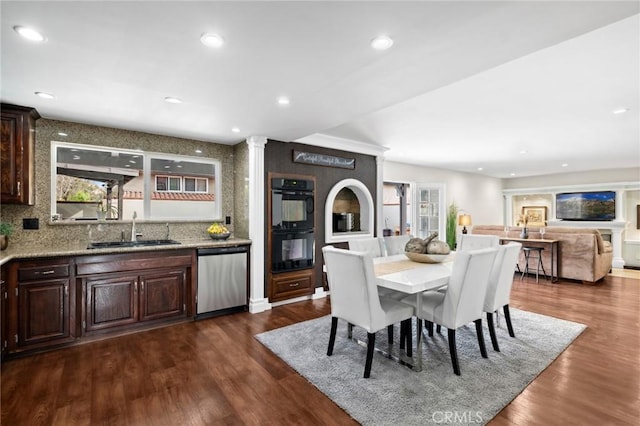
[38,270,55,275]
[289,282,299,287]
[140,281,144,291]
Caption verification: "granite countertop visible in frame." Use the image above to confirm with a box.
[0,237,252,266]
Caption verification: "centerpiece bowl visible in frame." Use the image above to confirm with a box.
[404,251,451,264]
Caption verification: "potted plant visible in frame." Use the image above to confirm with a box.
[446,202,458,251]
[0,222,14,251]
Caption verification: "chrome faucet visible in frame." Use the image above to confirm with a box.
[131,211,137,242]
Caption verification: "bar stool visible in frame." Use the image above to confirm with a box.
[521,247,547,283]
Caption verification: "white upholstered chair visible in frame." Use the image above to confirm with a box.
[322,246,414,378]
[484,242,522,352]
[458,234,500,251]
[348,238,384,258]
[402,247,497,375]
[382,235,411,256]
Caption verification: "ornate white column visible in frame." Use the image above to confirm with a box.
[246,136,271,313]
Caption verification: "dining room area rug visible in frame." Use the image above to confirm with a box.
[255,308,586,425]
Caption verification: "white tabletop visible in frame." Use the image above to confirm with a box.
[374,254,453,295]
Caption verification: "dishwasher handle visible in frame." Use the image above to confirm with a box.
[198,246,248,256]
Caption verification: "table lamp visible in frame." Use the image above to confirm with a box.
[458,214,472,234]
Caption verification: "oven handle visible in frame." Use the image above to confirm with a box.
[272,229,314,235]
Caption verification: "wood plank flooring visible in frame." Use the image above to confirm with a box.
[2,272,639,425]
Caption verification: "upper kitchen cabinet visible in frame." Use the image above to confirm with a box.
[1,104,40,205]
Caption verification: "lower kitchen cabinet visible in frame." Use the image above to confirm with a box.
[3,257,75,355]
[18,278,71,346]
[83,268,185,333]
[85,273,138,332]
[1,249,195,359]
[77,250,192,336]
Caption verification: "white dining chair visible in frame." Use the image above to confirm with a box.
[401,247,497,375]
[458,234,499,251]
[323,246,414,378]
[348,238,384,258]
[484,242,522,352]
[382,235,411,256]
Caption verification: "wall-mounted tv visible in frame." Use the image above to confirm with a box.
[556,191,615,221]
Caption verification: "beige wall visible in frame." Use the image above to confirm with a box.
[383,161,504,228]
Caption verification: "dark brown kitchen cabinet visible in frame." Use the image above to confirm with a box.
[85,273,138,332]
[139,270,185,322]
[1,265,7,360]
[5,257,75,355]
[84,269,185,333]
[1,103,40,205]
[0,249,195,360]
[77,250,192,336]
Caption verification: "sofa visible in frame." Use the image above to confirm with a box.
[471,225,613,283]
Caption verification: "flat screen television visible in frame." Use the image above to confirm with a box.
[556,191,615,221]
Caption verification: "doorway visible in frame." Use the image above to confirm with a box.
[382,182,412,236]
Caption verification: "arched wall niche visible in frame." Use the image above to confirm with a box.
[325,178,374,243]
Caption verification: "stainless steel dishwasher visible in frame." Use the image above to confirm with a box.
[196,245,249,319]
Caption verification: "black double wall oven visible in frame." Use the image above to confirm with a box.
[271,178,315,273]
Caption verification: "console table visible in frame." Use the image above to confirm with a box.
[500,237,559,283]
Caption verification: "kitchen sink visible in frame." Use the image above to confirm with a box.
[87,239,181,249]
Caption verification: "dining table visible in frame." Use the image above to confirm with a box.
[373,253,455,372]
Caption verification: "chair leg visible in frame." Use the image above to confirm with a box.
[347,323,353,339]
[436,325,442,334]
[503,305,515,337]
[487,312,500,352]
[403,319,412,357]
[387,325,394,344]
[447,329,460,376]
[474,319,488,358]
[327,317,338,356]
[364,332,376,378]
[425,320,434,337]
[400,320,406,350]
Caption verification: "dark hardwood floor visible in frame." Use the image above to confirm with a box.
[2,273,639,425]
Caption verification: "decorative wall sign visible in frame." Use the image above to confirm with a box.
[293,150,355,169]
[522,206,547,227]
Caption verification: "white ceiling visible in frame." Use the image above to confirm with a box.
[1,1,639,179]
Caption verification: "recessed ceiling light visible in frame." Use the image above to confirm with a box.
[510,173,516,176]
[164,97,182,104]
[519,149,528,154]
[57,132,68,137]
[231,127,240,133]
[129,160,136,164]
[612,108,629,114]
[35,91,54,99]
[200,33,225,48]
[277,96,290,106]
[561,163,569,167]
[13,25,46,42]
[195,149,202,154]
[477,167,483,171]
[371,35,394,50]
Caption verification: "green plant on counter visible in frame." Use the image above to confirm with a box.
[0,222,14,236]
[445,202,458,250]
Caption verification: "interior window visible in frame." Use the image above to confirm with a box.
[52,142,222,221]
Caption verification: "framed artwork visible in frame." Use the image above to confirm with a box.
[522,206,547,227]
